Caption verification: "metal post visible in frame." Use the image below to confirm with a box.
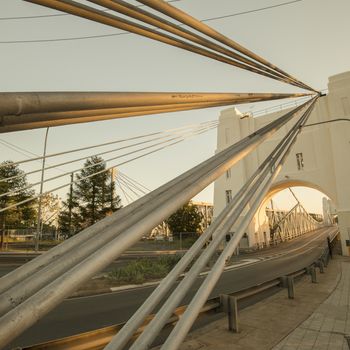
[327,236,333,259]
[287,276,295,299]
[220,294,239,333]
[318,260,325,273]
[68,173,74,237]
[310,266,317,283]
[35,127,49,252]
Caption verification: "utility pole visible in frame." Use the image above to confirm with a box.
[110,168,114,211]
[68,173,74,237]
[35,127,49,252]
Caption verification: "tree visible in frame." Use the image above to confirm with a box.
[40,193,60,237]
[167,201,203,236]
[59,157,122,235]
[0,161,37,248]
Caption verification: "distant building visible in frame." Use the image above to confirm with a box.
[191,201,214,231]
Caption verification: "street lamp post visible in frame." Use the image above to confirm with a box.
[303,118,350,128]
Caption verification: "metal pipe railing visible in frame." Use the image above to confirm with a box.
[0,91,307,132]
[25,0,310,90]
[87,0,299,86]
[160,100,317,350]
[0,100,312,348]
[136,0,317,92]
[126,98,316,350]
[105,98,315,350]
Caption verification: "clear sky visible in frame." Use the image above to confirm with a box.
[0,0,349,213]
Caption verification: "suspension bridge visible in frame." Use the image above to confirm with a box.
[0,1,347,349]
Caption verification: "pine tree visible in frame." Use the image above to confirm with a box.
[0,161,37,248]
[59,157,122,235]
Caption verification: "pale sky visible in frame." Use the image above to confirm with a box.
[0,0,349,213]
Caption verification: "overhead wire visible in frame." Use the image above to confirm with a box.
[22,0,312,90]
[135,0,314,91]
[0,1,306,43]
[86,0,297,86]
[0,0,182,20]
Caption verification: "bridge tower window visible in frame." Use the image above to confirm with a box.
[226,168,231,179]
[225,190,232,205]
[296,152,304,170]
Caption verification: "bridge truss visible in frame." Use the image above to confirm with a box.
[267,203,323,245]
[0,1,328,349]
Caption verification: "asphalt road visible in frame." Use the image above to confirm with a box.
[5,227,337,350]
[0,250,183,277]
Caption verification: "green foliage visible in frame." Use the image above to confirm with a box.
[0,161,37,229]
[166,201,203,235]
[58,156,122,236]
[108,255,181,284]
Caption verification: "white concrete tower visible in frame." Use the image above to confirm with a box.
[213,72,350,255]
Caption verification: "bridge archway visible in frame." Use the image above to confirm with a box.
[214,71,350,255]
[251,181,334,248]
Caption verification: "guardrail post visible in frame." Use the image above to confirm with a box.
[279,276,294,299]
[220,294,239,333]
[310,266,317,283]
[287,276,295,299]
[323,254,329,267]
[317,260,325,273]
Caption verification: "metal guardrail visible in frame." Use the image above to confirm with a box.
[19,230,339,350]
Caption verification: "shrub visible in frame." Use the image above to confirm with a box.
[108,255,181,284]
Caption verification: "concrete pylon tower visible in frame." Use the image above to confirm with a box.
[213,71,350,255]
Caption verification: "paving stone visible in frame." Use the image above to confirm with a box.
[176,257,349,350]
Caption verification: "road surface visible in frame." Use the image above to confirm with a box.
[5,227,337,350]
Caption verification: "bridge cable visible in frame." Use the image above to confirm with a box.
[0,91,306,133]
[156,99,318,350]
[24,0,315,91]
[118,98,317,350]
[0,123,217,214]
[0,99,314,347]
[0,120,218,183]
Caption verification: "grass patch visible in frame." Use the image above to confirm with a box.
[108,255,181,285]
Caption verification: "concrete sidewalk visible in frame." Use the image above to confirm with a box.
[179,256,349,350]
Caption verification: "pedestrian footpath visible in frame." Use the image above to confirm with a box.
[274,257,350,350]
[178,256,347,350]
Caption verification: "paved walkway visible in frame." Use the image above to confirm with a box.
[179,256,350,350]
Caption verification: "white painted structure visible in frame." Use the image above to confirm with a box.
[213,72,350,255]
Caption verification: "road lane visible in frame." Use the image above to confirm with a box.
[5,227,337,350]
